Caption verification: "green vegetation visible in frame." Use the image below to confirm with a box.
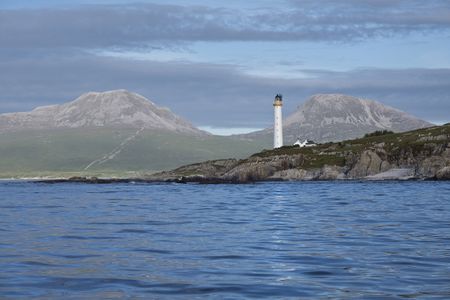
[0,128,269,178]
[2,124,448,178]
[251,124,450,170]
[363,130,394,138]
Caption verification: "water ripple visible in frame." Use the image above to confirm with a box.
[0,181,449,299]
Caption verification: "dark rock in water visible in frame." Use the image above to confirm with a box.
[146,159,240,182]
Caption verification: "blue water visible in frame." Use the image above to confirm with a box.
[0,181,450,299]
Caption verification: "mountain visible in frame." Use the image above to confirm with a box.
[0,91,436,178]
[0,90,206,136]
[0,90,267,177]
[244,94,433,144]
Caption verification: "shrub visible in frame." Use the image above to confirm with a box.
[364,130,394,138]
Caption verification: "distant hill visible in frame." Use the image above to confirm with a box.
[0,128,266,178]
[243,94,433,144]
[0,90,206,136]
[0,90,265,177]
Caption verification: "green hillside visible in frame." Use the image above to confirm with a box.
[253,123,450,160]
[0,128,270,178]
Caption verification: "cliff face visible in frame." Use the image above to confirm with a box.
[149,124,450,182]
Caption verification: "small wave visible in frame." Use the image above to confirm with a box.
[203,255,249,260]
[303,270,334,276]
[53,254,102,259]
[144,220,191,226]
[60,235,119,240]
[118,229,149,234]
[132,248,173,254]
[21,260,59,267]
[88,221,138,225]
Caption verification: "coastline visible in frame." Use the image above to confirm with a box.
[3,124,449,184]
[32,174,447,185]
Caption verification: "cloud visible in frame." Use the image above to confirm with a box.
[0,52,449,126]
[1,1,448,130]
[281,0,450,42]
[0,1,449,51]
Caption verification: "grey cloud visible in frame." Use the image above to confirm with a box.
[0,52,449,127]
[280,0,450,41]
[0,1,449,50]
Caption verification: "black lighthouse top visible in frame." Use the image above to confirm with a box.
[275,94,283,101]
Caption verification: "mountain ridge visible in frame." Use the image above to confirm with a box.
[243,94,433,144]
[0,90,207,136]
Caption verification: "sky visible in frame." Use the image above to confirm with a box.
[0,0,449,134]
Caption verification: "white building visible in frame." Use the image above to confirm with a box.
[294,139,317,148]
[273,94,283,148]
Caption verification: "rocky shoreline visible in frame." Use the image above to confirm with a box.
[38,124,450,184]
[145,124,450,183]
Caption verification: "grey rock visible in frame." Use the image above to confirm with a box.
[222,154,304,182]
[366,168,415,180]
[417,134,449,142]
[417,156,448,178]
[348,150,391,178]
[436,167,450,180]
[318,165,347,180]
[271,169,311,180]
[147,158,238,181]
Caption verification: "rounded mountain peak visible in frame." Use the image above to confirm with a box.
[0,90,206,135]
[283,93,432,143]
[71,89,155,109]
[306,94,364,108]
[50,90,204,134]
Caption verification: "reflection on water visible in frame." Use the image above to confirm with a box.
[1,181,450,299]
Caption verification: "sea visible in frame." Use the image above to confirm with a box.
[0,181,449,299]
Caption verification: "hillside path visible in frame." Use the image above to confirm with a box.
[83,127,145,170]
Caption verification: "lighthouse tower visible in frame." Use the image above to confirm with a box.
[273,94,283,148]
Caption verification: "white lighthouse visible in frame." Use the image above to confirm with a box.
[273,94,283,148]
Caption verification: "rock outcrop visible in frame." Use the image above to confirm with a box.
[148,124,450,183]
[347,150,392,178]
[148,159,240,183]
[436,166,450,180]
[222,154,304,182]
